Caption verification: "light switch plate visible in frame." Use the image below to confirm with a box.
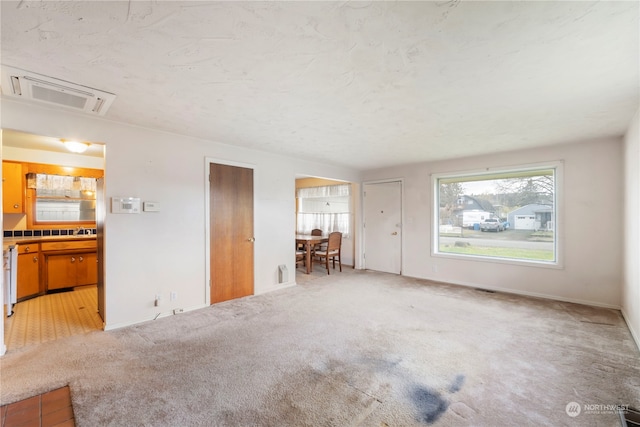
[143,201,160,212]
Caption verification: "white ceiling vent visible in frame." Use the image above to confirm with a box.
[1,65,116,115]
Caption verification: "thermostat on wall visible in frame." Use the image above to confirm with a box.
[111,197,141,214]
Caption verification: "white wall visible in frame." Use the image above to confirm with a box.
[2,146,104,169]
[1,99,360,330]
[362,138,624,308]
[623,109,640,347]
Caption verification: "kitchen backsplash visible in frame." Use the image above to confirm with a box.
[3,228,97,238]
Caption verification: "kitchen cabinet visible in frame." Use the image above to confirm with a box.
[17,244,40,300]
[42,239,98,291]
[2,161,24,213]
[46,252,97,290]
[76,252,97,286]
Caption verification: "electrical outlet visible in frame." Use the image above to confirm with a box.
[170,292,177,301]
[173,308,184,315]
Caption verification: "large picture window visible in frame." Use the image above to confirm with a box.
[433,163,560,266]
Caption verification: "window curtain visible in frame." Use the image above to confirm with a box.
[296,184,351,199]
[296,184,351,237]
[31,174,97,192]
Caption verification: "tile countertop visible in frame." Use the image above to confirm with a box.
[3,235,97,252]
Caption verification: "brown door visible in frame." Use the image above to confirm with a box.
[210,163,254,304]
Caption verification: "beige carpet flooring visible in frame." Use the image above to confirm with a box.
[1,269,638,426]
[3,286,103,351]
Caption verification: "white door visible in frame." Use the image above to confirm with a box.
[363,181,402,274]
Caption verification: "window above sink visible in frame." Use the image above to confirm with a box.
[31,174,97,223]
[22,163,103,229]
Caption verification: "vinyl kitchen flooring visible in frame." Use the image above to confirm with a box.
[3,286,103,352]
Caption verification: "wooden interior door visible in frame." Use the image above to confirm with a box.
[210,163,254,304]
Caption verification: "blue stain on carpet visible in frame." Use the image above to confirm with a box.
[410,374,465,424]
[449,374,465,393]
[410,385,449,424]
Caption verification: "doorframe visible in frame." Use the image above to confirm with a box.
[361,178,404,274]
[203,157,256,305]
[0,141,107,356]
[1,159,5,355]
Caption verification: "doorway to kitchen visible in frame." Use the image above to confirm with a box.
[1,129,106,353]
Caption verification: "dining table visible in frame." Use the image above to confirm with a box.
[295,234,329,274]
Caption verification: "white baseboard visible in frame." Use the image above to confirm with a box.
[409,274,622,310]
[254,281,297,295]
[621,308,640,351]
[104,303,209,331]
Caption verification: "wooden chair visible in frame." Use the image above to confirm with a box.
[297,229,323,252]
[314,231,342,274]
[310,228,324,253]
[295,249,306,268]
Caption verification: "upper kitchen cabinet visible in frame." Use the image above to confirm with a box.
[2,161,25,213]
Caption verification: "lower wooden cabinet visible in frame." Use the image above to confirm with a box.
[47,254,77,290]
[17,245,40,300]
[76,252,97,286]
[13,238,97,297]
[47,252,98,290]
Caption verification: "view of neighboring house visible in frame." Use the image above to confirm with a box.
[507,204,554,231]
[452,195,496,228]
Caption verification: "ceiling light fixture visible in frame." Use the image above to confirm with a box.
[62,139,90,153]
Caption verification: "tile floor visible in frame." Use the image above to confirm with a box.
[0,386,74,427]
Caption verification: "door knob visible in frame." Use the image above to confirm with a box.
[391,232,398,235]
[247,237,255,242]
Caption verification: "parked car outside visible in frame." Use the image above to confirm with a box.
[480,218,505,232]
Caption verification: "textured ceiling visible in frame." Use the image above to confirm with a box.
[1,1,638,170]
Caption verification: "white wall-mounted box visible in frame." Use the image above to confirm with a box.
[143,201,160,212]
[111,197,141,214]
